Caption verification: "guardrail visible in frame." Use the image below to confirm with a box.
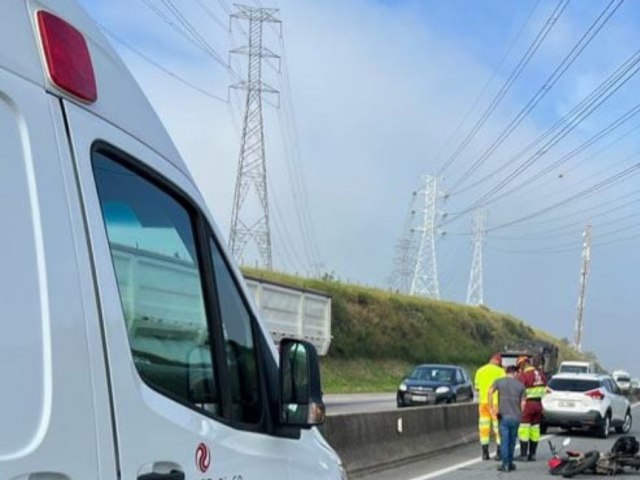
[322,403,478,476]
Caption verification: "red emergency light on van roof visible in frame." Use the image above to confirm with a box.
[37,11,97,103]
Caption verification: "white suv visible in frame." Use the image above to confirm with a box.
[543,374,632,438]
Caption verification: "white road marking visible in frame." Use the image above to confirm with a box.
[405,434,554,480]
[406,401,640,480]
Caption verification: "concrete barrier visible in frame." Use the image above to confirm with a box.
[322,403,478,476]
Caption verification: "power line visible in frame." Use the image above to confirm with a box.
[275,30,324,273]
[436,0,566,176]
[460,50,640,212]
[487,161,640,232]
[472,185,640,239]
[448,0,625,193]
[452,45,640,200]
[98,23,228,103]
[138,0,240,79]
[192,0,228,30]
[433,0,543,174]
[471,96,640,212]
[487,217,640,255]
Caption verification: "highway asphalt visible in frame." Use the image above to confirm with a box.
[360,402,640,480]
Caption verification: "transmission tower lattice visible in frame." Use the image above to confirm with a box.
[573,224,592,352]
[466,209,487,306]
[228,5,281,269]
[390,191,419,294]
[410,175,440,299]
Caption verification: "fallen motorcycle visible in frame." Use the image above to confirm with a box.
[548,436,640,477]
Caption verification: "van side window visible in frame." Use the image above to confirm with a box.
[210,239,263,424]
[92,152,220,416]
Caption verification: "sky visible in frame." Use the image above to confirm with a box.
[80,0,640,376]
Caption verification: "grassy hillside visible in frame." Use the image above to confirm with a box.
[243,268,587,393]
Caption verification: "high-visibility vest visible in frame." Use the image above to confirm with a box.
[520,366,546,399]
[475,363,505,404]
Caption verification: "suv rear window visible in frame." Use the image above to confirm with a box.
[548,378,600,392]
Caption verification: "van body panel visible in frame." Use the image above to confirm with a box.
[64,102,293,479]
[0,68,115,478]
[0,2,44,87]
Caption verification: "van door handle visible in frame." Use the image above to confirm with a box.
[138,471,185,480]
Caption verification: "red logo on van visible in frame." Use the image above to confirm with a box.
[195,442,211,473]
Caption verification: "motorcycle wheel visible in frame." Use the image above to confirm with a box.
[561,451,600,478]
[618,456,640,469]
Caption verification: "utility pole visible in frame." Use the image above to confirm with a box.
[573,224,592,352]
[410,175,440,299]
[228,5,281,269]
[466,209,487,306]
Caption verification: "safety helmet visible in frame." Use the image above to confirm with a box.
[516,356,529,367]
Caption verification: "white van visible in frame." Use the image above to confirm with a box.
[613,370,632,395]
[0,2,345,479]
[557,361,596,375]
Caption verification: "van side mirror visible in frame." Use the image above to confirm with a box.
[279,338,325,428]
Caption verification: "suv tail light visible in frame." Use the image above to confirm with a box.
[37,11,97,102]
[585,389,605,400]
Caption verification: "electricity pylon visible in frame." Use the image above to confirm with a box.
[410,175,440,299]
[390,191,419,294]
[228,5,281,269]
[573,224,592,352]
[466,209,487,306]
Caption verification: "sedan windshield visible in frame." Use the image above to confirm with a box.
[408,367,455,383]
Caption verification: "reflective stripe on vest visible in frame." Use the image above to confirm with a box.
[526,386,546,399]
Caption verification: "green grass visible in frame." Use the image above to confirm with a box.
[243,268,592,393]
[321,358,413,393]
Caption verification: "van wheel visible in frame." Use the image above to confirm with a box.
[597,413,611,439]
[616,410,632,434]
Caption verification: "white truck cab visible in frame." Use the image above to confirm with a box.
[558,361,596,375]
[1,2,344,479]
